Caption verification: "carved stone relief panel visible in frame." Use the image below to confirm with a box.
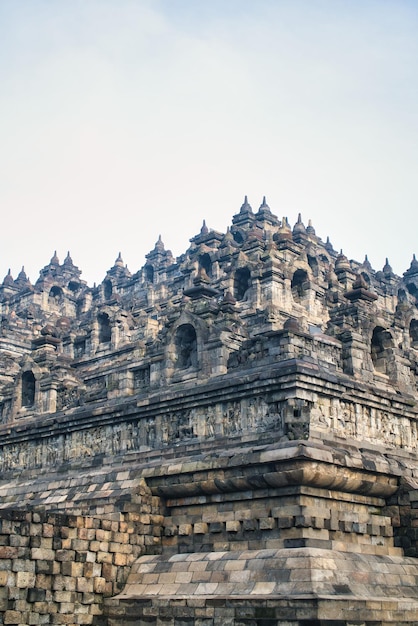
[310,396,418,450]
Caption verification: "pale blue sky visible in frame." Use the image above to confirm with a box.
[1,0,417,284]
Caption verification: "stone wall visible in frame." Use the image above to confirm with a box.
[2,434,418,624]
[104,440,418,625]
[0,482,163,625]
[3,201,418,624]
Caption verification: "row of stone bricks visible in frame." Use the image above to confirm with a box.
[163,514,394,537]
[163,535,402,559]
[161,503,397,558]
[166,492,391,522]
[0,490,163,625]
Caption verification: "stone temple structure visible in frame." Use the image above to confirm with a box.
[2,198,418,625]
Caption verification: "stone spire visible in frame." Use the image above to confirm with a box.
[404,254,418,277]
[114,253,124,268]
[106,252,131,280]
[154,235,165,253]
[219,227,238,255]
[293,213,306,234]
[61,251,82,281]
[255,196,278,226]
[240,195,253,215]
[306,219,316,237]
[145,235,173,269]
[335,250,350,272]
[2,269,14,286]
[15,266,31,288]
[362,255,372,271]
[256,196,271,218]
[232,196,256,230]
[37,251,63,283]
[382,258,393,276]
[325,236,335,254]
[275,216,292,241]
[292,213,307,243]
[64,251,74,266]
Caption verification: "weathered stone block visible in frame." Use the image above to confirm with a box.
[194,523,208,535]
[114,552,128,566]
[0,546,18,559]
[16,570,36,588]
[3,610,23,624]
[76,576,93,593]
[259,517,275,530]
[93,577,107,593]
[31,548,55,561]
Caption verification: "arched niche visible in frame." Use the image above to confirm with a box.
[68,280,81,294]
[144,265,154,283]
[398,288,407,304]
[371,326,393,375]
[98,312,111,344]
[21,371,36,408]
[307,255,319,278]
[406,283,418,306]
[175,324,198,369]
[74,338,86,358]
[410,319,418,346]
[198,253,212,278]
[407,283,418,297]
[291,268,309,301]
[103,280,113,301]
[48,286,63,305]
[233,231,244,245]
[234,267,251,302]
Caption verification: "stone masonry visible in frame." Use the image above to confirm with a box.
[2,197,418,624]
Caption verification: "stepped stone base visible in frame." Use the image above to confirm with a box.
[107,547,418,625]
[106,598,418,626]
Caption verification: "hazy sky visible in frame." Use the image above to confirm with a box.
[1,0,417,285]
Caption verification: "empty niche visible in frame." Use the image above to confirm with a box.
[133,366,150,389]
[144,265,154,283]
[291,268,309,300]
[307,254,319,277]
[76,296,88,316]
[21,371,36,408]
[103,280,113,300]
[198,253,212,278]
[234,267,251,301]
[48,286,63,305]
[371,326,393,375]
[407,283,418,298]
[410,320,418,347]
[74,338,86,358]
[398,288,407,304]
[68,280,81,294]
[98,312,111,344]
[233,230,244,245]
[175,324,197,369]
[0,402,8,423]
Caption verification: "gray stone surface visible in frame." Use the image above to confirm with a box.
[2,199,418,623]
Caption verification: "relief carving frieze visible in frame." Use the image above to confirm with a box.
[0,394,286,471]
[310,397,418,450]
